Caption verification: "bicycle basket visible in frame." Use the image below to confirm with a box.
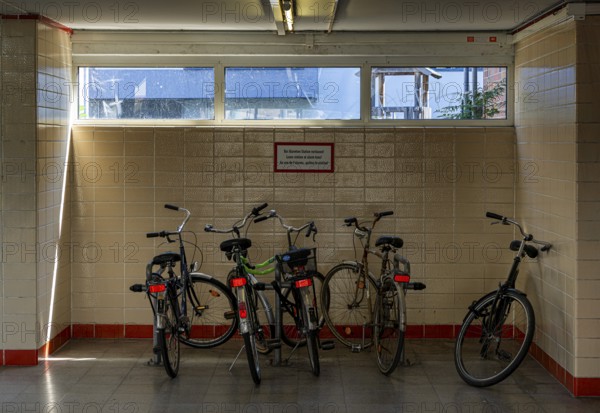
[276,247,317,275]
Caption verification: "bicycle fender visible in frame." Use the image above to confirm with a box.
[189,272,216,282]
[464,288,527,322]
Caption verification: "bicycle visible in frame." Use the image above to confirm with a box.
[205,203,272,384]
[129,204,237,378]
[454,211,552,387]
[206,205,328,380]
[253,209,326,347]
[321,211,426,375]
[254,209,332,375]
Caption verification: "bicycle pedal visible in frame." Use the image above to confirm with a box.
[320,340,335,350]
[351,344,362,353]
[254,282,267,291]
[224,310,236,320]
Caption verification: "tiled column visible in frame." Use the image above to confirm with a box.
[0,18,39,365]
[0,17,72,365]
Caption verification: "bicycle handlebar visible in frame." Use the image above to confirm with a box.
[146,204,191,238]
[486,211,552,251]
[204,203,268,236]
[344,210,393,232]
[254,210,318,241]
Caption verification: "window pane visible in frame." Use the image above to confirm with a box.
[225,67,360,120]
[78,67,214,119]
[371,67,507,120]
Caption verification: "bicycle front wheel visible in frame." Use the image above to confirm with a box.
[321,262,377,349]
[455,290,535,387]
[159,291,180,378]
[180,275,238,349]
[374,279,405,375]
[306,330,320,376]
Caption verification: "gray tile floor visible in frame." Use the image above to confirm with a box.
[1,338,598,413]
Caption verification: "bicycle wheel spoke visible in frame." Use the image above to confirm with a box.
[322,264,377,348]
[180,276,237,349]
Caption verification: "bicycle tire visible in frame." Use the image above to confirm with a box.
[374,278,405,375]
[159,290,180,378]
[306,330,320,376]
[281,271,324,348]
[242,331,261,385]
[321,262,378,349]
[180,274,238,349]
[455,289,535,387]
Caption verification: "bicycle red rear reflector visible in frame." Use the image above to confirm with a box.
[148,284,166,293]
[295,278,313,288]
[238,302,248,319]
[230,277,247,287]
[394,273,411,283]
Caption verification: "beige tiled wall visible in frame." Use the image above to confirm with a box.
[71,126,516,328]
[515,16,600,379]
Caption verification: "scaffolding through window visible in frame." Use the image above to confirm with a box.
[224,67,360,120]
[371,67,507,120]
[78,67,215,120]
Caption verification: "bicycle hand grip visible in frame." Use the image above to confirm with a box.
[375,210,394,218]
[344,217,357,226]
[305,222,316,237]
[129,284,146,292]
[164,204,180,211]
[146,232,160,238]
[252,203,268,216]
[204,224,214,232]
[486,212,504,220]
[254,215,269,223]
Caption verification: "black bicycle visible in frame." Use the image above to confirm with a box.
[130,204,237,378]
[454,212,552,387]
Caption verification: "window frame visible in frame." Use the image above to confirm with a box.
[73,60,514,127]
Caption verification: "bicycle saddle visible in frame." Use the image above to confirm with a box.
[510,240,539,258]
[220,238,252,253]
[151,252,181,266]
[375,236,404,249]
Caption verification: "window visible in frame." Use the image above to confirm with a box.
[371,67,507,120]
[78,67,214,120]
[224,67,360,120]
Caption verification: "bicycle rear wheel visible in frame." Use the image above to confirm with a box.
[227,269,275,355]
[159,291,180,378]
[455,289,535,387]
[321,262,377,349]
[180,275,238,349]
[281,271,324,348]
[242,332,261,385]
[374,279,405,375]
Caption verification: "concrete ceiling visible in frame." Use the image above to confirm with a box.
[0,0,577,33]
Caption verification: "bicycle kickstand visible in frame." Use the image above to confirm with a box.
[228,344,246,373]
